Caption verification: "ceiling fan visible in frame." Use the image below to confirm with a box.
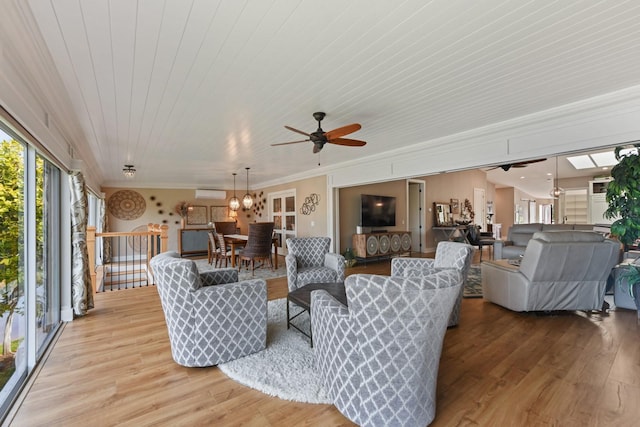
[271,112,366,153]
[487,158,546,171]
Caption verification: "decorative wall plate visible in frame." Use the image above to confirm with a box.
[128,224,148,253]
[108,190,146,220]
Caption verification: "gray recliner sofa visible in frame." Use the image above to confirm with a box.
[482,231,620,312]
[493,223,596,259]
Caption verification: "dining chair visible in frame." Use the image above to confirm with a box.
[215,231,241,267]
[207,231,221,266]
[214,221,237,236]
[238,222,275,275]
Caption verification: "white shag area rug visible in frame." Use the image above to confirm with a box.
[217,298,331,404]
[194,258,287,282]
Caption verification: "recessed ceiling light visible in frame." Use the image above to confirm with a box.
[567,155,596,169]
[520,176,525,179]
[546,172,552,176]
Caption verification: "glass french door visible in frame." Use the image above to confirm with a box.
[270,190,296,256]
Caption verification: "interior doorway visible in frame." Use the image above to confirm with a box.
[473,187,486,231]
[408,180,425,254]
[269,190,296,256]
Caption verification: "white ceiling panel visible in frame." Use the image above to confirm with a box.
[10,0,640,193]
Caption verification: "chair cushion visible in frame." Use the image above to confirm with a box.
[297,266,339,286]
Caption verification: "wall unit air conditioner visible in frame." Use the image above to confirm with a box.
[195,189,226,200]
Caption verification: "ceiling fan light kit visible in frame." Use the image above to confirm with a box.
[271,112,366,154]
[122,164,136,178]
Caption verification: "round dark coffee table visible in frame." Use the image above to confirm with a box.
[287,282,346,346]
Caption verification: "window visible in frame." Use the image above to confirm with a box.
[0,125,62,417]
[0,132,27,411]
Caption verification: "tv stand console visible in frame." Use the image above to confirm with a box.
[352,231,411,262]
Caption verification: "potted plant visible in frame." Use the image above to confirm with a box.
[605,144,640,320]
[343,248,357,268]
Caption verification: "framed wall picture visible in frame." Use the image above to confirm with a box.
[210,205,229,222]
[186,205,207,225]
[434,202,452,226]
[450,198,460,214]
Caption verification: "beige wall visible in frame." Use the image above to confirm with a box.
[337,169,495,254]
[258,175,328,237]
[422,169,493,251]
[104,169,547,255]
[104,175,330,252]
[102,187,231,252]
[495,187,515,237]
[338,181,408,252]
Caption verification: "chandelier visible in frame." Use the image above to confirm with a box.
[229,173,240,211]
[122,164,136,178]
[242,167,253,209]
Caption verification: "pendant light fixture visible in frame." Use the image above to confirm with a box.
[242,167,253,209]
[549,156,565,199]
[229,173,240,211]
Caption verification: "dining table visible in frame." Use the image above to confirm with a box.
[224,233,279,269]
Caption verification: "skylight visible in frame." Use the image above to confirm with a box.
[589,151,618,167]
[567,148,636,170]
[567,155,595,169]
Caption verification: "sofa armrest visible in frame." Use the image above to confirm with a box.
[311,290,356,401]
[285,253,298,291]
[199,268,239,286]
[493,240,513,260]
[324,253,346,282]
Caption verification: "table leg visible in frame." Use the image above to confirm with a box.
[230,241,236,267]
[274,242,278,269]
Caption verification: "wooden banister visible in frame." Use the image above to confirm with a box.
[87,226,96,294]
[90,224,168,292]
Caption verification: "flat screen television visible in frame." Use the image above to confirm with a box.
[360,194,396,227]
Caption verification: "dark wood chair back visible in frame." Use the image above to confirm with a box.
[239,222,275,272]
[214,221,237,236]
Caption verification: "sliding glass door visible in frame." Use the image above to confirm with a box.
[0,134,27,411]
[0,125,62,417]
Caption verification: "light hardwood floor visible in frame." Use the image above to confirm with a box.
[6,253,640,426]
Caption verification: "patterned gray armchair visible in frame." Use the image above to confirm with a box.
[149,251,267,367]
[391,241,474,327]
[311,270,463,427]
[285,237,345,292]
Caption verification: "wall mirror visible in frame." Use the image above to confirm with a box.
[434,202,452,226]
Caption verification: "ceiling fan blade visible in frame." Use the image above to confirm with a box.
[271,139,310,147]
[284,125,310,137]
[324,123,361,140]
[514,158,546,167]
[328,137,367,147]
